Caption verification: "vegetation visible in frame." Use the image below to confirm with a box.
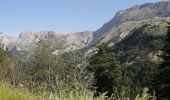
[0,83,43,100]
[152,22,170,100]
[0,83,156,100]
[19,39,93,94]
[0,23,169,100]
[88,43,121,96]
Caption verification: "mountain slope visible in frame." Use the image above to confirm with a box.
[0,31,93,52]
[93,1,170,43]
[0,1,170,56]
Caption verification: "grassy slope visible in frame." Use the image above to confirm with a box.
[0,84,44,100]
[0,83,156,100]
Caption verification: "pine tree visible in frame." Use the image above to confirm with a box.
[153,22,170,100]
[88,43,121,96]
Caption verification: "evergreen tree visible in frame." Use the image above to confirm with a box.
[153,22,170,100]
[88,43,121,96]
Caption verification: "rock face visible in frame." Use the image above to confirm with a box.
[19,31,60,41]
[1,31,61,51]
[0,31,93,53]
[0,35,18,50]
[65,31,93,50]
[0,1,170,55]
[93,1,170,42]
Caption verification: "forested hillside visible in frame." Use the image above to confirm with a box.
[0,1,170,100]
[1,22,169,100]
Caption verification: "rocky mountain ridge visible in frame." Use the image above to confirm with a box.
[0,31,93,52]
[0,1,170,55]
[93,1,170,42]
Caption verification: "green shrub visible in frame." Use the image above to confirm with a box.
[135,88,156,100]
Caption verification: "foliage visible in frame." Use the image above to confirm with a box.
[135,88,156,100]
[0,23,167,99]
[0,83,156,100]
[23,39,94,94]
[88,43,121,96]
[0,48,10,80]
[109,24,166,98]
[31,39,57,84]
[0,44,25,88]
[152,22,170,100]
[55,52,94,92]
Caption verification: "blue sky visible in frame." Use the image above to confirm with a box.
[0,0,162,37]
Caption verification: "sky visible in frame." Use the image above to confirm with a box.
[0,0,162,37]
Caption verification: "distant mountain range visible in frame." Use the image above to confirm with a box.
[0,1,170,56]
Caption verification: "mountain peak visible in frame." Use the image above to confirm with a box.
[93,1,170,41]
[111,1,170,25]
[19,31,60,39]
[1,1,170,54]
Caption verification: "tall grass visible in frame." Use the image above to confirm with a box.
[0,83,156,100]
[0,84,44,100]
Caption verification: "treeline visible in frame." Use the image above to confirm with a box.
[0,22,170,100]
[0,40,154,100]
[88,22,170,99]
[0,39,93,94]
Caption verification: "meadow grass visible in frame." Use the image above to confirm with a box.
[0,83,156,100]
[0,84,44,100]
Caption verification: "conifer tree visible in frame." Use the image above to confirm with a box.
[153,22,170,100]
[88,43,121,96]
